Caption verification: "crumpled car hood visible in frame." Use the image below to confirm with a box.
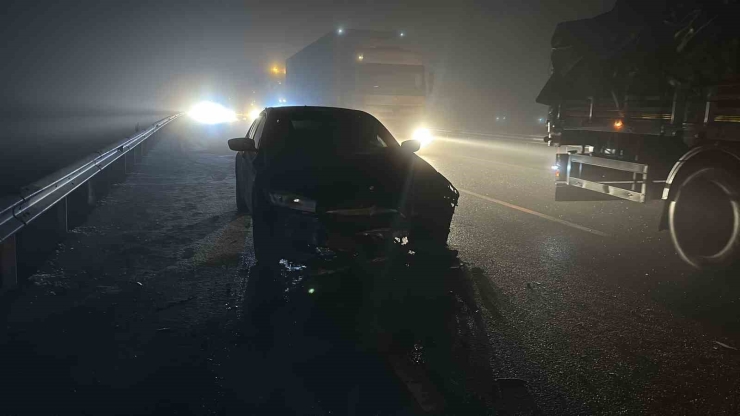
[261,149,452,212]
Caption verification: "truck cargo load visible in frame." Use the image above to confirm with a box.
[538,0,740,106]
[538,0,740,271]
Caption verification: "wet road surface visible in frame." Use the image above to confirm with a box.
[1,120,739,415]
[422,134,740,414]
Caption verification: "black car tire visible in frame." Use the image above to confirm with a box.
[409,210,452,253]
[235,157,250,213]
[253,220,280,265]
[252,193,282,265]
[236,184,249,212]
[407,183,456,254]
[410,223,449,249]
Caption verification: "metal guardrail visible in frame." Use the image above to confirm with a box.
[0,113,181,290]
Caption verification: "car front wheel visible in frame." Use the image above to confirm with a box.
[409,202,453,253]
[252,193,283,265]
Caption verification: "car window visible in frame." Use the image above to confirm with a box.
[263,110,395,155]
[374,135,388,148]
[376,123,398,147]
[245,118,259,139]
[253,115,267,148]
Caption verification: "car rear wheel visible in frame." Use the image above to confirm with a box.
[235,158,250,213]
[669,165,740,271]
[236,184,249,212]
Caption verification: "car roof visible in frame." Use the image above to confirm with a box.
[266,106,378,121]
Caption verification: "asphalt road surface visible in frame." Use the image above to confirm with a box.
[422,133,740,414]
[2,119,739,415]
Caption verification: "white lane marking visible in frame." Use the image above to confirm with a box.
[458,188,611,237]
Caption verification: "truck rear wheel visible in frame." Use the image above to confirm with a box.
[669,165,740,271]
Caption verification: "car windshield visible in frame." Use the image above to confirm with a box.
[264,109,393,154]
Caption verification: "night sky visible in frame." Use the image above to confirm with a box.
[2,0,615,127]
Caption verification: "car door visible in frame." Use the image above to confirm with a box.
[238,113,266,211]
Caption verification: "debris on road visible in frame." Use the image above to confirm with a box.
[713,341,738,351]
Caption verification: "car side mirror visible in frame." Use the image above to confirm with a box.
[228,138,256,152]
[401,140,421,153]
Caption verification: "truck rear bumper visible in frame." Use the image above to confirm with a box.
[554,153,662,203]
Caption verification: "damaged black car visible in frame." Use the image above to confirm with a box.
[228,106,459,264]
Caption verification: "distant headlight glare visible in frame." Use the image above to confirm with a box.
[188,101,237,124]
[412,128,434,148]
[248,108,261,121]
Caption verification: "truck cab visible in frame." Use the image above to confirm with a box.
[286,29,433,140]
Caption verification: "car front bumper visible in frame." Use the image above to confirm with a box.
[270,207,409,262]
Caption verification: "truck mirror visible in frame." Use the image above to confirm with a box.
[428,72,435,94]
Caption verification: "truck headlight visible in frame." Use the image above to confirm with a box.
[412,128,434,148]
[269,192,317,213]
[248,108,261,120]
[188,101,237,124]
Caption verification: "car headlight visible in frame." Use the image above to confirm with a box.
[412,127,434,148]
[269,192,317,213]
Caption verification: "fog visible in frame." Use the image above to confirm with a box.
[1,0,614,192]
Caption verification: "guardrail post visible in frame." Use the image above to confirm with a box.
[56,197,68,234]
[112,157,126,183]
[86,181,96,206]
[0,115,179,289]
[125,151,134,173]
[1,235,18,290]
[134,144,142,164]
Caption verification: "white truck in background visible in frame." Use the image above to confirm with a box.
[286,29,434,140]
